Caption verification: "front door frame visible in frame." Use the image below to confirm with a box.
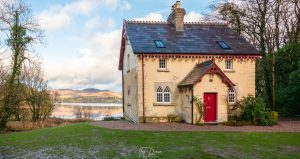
[203,92,218,122]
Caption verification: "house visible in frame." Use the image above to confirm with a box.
[118,1,260,124]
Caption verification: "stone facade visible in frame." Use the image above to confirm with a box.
[123,49,256,123]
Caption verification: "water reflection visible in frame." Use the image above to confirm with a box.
[52,103,123,120]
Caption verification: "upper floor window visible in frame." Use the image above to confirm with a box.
[225,59,233,70]
[159,58,166,69]
[156,86,171,103]
[216,41,231,50]
[228,89,236,104]
[154,40,166,48]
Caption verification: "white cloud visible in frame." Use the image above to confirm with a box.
[132,12,164,21]
[84,16,115,31]
[120,1,131,11]
[37,0,118,30]
[184,11,205,22]
[44,29,122,91]
[38,9,71,30]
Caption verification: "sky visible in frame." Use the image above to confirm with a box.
[26,0,219,91]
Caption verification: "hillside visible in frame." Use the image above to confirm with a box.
[51,89,122,103]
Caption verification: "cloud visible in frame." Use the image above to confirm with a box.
[120,1,131,11]
[185,11,205,22]
[37,0,118,30]
[44,29,122,91]
[84,16,115,31]
[132,13,164,21]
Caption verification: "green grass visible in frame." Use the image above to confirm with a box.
[0,123,300,159]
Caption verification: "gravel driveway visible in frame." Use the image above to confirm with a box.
[91,120,300,132]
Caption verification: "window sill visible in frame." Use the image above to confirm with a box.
[157,69,169,72]
[153,103,175,106]
[228,102,236,106]
[224,70,235,73]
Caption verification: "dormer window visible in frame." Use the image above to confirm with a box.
[154,40,166,48]
[216,41,231,50]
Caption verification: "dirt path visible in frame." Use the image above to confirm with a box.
[91,120,300,132]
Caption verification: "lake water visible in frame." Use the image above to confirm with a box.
[52,103,123,120]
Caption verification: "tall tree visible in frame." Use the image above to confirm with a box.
[0,0,43,129]
[212,0,300,110]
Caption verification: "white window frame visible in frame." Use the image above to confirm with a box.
[225,59,233,71]
[156,86,171,103]
[156,87,163,103]
[159,58,167,69]
[228,88,236,104]
[163,87,171,103]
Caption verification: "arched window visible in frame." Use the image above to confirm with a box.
[228,88,236,104]
[156,87,163,102]
[164,87,171,103]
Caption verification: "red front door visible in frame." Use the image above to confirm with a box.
[204,93,217,122]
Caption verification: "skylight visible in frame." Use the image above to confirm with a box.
[216,41,231,50]
[154,40,166,48]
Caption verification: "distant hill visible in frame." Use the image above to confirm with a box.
[51,88,122,103]
[82,88,109,92]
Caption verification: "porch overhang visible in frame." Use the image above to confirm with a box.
[177,60,235,89]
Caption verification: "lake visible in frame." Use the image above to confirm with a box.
[52,103,123,120]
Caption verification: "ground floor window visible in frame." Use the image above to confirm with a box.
[157,87,163,102]
[228,88,236,104]
[156,86,171,103]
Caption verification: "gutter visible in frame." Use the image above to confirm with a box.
[191,87,194,125]
[142,53,146,123]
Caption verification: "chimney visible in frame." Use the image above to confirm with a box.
[167,1,186,31]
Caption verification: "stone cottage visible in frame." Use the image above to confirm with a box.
[118,1,260,124]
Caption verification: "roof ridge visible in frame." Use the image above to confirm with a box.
[124,19,227,26]
[125,20,167,24]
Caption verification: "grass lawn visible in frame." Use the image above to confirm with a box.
[0,123,300,159]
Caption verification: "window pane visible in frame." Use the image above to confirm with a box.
[216,41,231,50]
[154,40,166,48]
[225,60,233,70]
[157,93,163,102]
[164,93,170,102]
[228,89,236,103]
[159,59,166,69]
[157,87,163,92]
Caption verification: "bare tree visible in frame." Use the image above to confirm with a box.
[21,63,54,122]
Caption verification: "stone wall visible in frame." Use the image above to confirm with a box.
[131,56,256,123]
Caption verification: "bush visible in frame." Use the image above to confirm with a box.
[167,114,182,123]
[240,95,278,126]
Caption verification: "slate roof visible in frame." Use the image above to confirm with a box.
[178,60,214,87]
[125,21,260,55]
[178,60,235,87]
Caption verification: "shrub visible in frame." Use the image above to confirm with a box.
[167,114,182,122]
[240,95,278,126]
